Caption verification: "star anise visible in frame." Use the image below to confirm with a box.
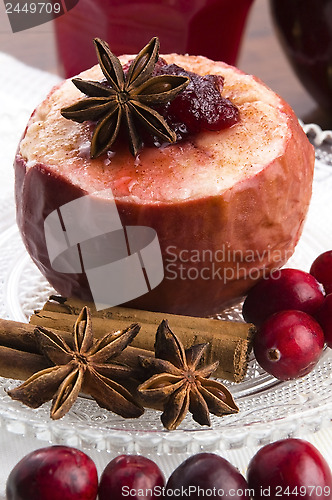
[61,37,189,158]
[7,307,144,420]
[138,320,239,430]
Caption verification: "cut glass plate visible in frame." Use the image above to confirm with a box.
[0,124,331,454]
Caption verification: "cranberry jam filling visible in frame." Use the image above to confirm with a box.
[153,58,239,140]
[120,57,239,146]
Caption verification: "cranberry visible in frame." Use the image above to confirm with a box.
[166,452,249,500]
[316,293,332,348]
[242,268,325,327]
[253,310,325,380]
[247,438,332,500]
[98,455,165,500]
[6,445,98,500]
[153,60,239,139]
[310,250,332,295]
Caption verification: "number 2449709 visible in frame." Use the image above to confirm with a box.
[5,3,62,14]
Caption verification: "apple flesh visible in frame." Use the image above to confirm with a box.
[14,54,315,316]
[6,445,98,500]
[247,438,332,500]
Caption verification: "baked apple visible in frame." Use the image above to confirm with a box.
[15,40,315,316]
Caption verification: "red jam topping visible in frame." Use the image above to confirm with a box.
[121,58,239,146]
[153,58,239,140]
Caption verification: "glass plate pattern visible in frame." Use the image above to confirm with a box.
[0,125,331,454]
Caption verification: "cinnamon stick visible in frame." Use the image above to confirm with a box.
[0,323,161,412]
[0,318,152,376]
[0,342,154,410]
[0,345,50,380]
[0,342,161,412]
[30,297,255,382]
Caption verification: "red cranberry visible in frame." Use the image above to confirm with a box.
[247,438,332,500]
[98,455,165,500]
[310,250,332,295]
[253,310,325,380]
[242,268,325,327]
[166,452,249,500]
[6,445,98,500]
[316,293,332,348]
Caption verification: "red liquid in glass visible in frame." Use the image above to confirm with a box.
[54,0,254,78]
[270,0,332,110]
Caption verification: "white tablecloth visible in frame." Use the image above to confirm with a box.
[0,52,331,498]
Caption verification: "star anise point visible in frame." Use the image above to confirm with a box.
[8,307,144,420]
[138,321,239,430]
[61,37,189,158]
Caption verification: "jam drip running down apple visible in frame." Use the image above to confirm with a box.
[120,57,239,146]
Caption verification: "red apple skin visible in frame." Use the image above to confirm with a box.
[6,445,98,500]
[14,58,315,317]
[98,455,165,500]
[247,438,332,500]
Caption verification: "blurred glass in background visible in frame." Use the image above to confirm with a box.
[270,0,332,110]
[54,0,254,78]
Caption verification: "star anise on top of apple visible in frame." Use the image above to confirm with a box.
[61,37,189,158]
[8,307,144,420]
[138,320,239,430]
